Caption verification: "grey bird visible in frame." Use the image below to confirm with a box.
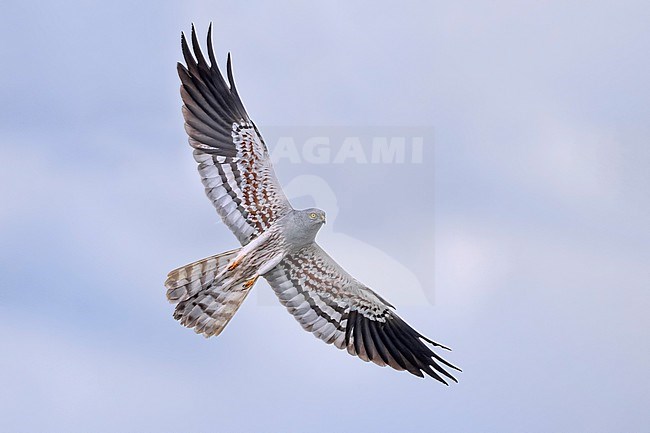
[165,24,461,384]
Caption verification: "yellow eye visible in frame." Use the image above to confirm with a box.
[309,212,317,219]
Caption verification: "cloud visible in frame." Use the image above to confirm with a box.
[2,1,650,431]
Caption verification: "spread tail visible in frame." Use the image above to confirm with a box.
[165,249,256,337]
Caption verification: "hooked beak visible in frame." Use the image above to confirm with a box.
[321,214,327,224]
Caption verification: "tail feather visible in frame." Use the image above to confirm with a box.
[166,249,238,302]
[165,249,255,337]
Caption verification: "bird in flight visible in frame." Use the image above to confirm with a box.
[165,24,461,384]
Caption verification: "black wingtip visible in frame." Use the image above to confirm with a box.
[206,24,218,68]
[190,23,208,69]
[226,53,237,91]
[191,23,199,48]
[420,334,453,351]
[185,24,195,50]
[226,53,233,73]
[180,30,198,72]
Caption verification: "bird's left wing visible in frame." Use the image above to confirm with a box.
[265,244,461,384]
[178,25,292,246]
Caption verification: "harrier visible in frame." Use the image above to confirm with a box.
[166,25,461,384]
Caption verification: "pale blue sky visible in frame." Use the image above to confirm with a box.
[1,1,649,432]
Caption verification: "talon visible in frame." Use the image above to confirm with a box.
[243,276,258,289]
[227,257,241,271]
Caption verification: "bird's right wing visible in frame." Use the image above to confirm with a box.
[177,25,292,246]
[264,243,461,384]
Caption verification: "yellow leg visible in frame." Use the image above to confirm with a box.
[227,257,242,271]
[243,276,258,289]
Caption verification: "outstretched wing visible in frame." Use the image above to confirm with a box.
[264,244,461,384]
[178,25,292,245]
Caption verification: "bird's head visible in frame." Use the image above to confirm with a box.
[300,207,327,226]
[287,208,327,247]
